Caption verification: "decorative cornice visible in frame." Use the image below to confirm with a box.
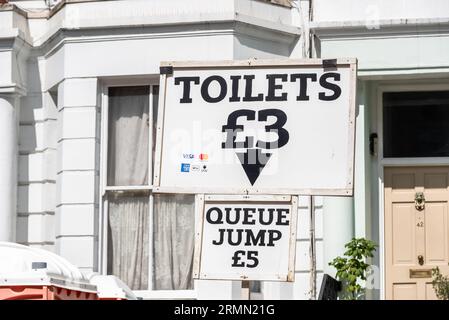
[311,18,449,39]
[3,1,299,49]
[4,0,293,20]
[29,12,300,53]
[38,21,299,61]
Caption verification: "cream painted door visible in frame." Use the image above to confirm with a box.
[385,166,449,300]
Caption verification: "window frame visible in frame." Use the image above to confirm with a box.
[382,90,449,158]
[378,83,449,165]
[98,78,197,298]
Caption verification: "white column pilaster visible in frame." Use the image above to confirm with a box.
[55,78,99,272]
[323,197,354,276]
[0,94,19,242]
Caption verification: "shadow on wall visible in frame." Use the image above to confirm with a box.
[16,56,58,248]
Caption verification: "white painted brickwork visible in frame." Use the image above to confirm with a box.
[55,78,99,272]
[17,90,58,251]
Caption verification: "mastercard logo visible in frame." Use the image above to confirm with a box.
[199,154,208,161]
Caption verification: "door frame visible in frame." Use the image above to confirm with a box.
[376,82,449,299]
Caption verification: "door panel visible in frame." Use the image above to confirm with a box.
[392,204,415,264]
[425,203,447,264]
[392,173,415,190]
[424,173,447,190]
[385,166,449,300]
[426,283,438,300]
[393,283,417,300]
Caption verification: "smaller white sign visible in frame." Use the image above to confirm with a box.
[193,195,298,282]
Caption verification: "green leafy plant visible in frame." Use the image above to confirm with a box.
[432,267,449,300]
[328,238,377,300]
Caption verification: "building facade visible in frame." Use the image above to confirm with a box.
[1,0,449,300]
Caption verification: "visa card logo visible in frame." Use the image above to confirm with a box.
[181,163,190,172]
[183,153,194,159]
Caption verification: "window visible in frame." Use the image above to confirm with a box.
[101,84,195,291]
[383,91,449,158]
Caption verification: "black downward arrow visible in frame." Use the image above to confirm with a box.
[236,149,272,186]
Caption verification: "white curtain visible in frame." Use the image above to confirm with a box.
[107,86,150,290]
[107,86,149,186]
[107,86,195,291]
[153,194,195,290]
[108,194,149,290]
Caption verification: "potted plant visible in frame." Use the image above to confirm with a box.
[432,267,449,300]
[328,237,377,300]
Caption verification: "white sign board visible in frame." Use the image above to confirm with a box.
[154,59,357,195]
[193,195,298,281]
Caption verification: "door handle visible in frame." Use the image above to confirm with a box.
[418,255,424,266]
